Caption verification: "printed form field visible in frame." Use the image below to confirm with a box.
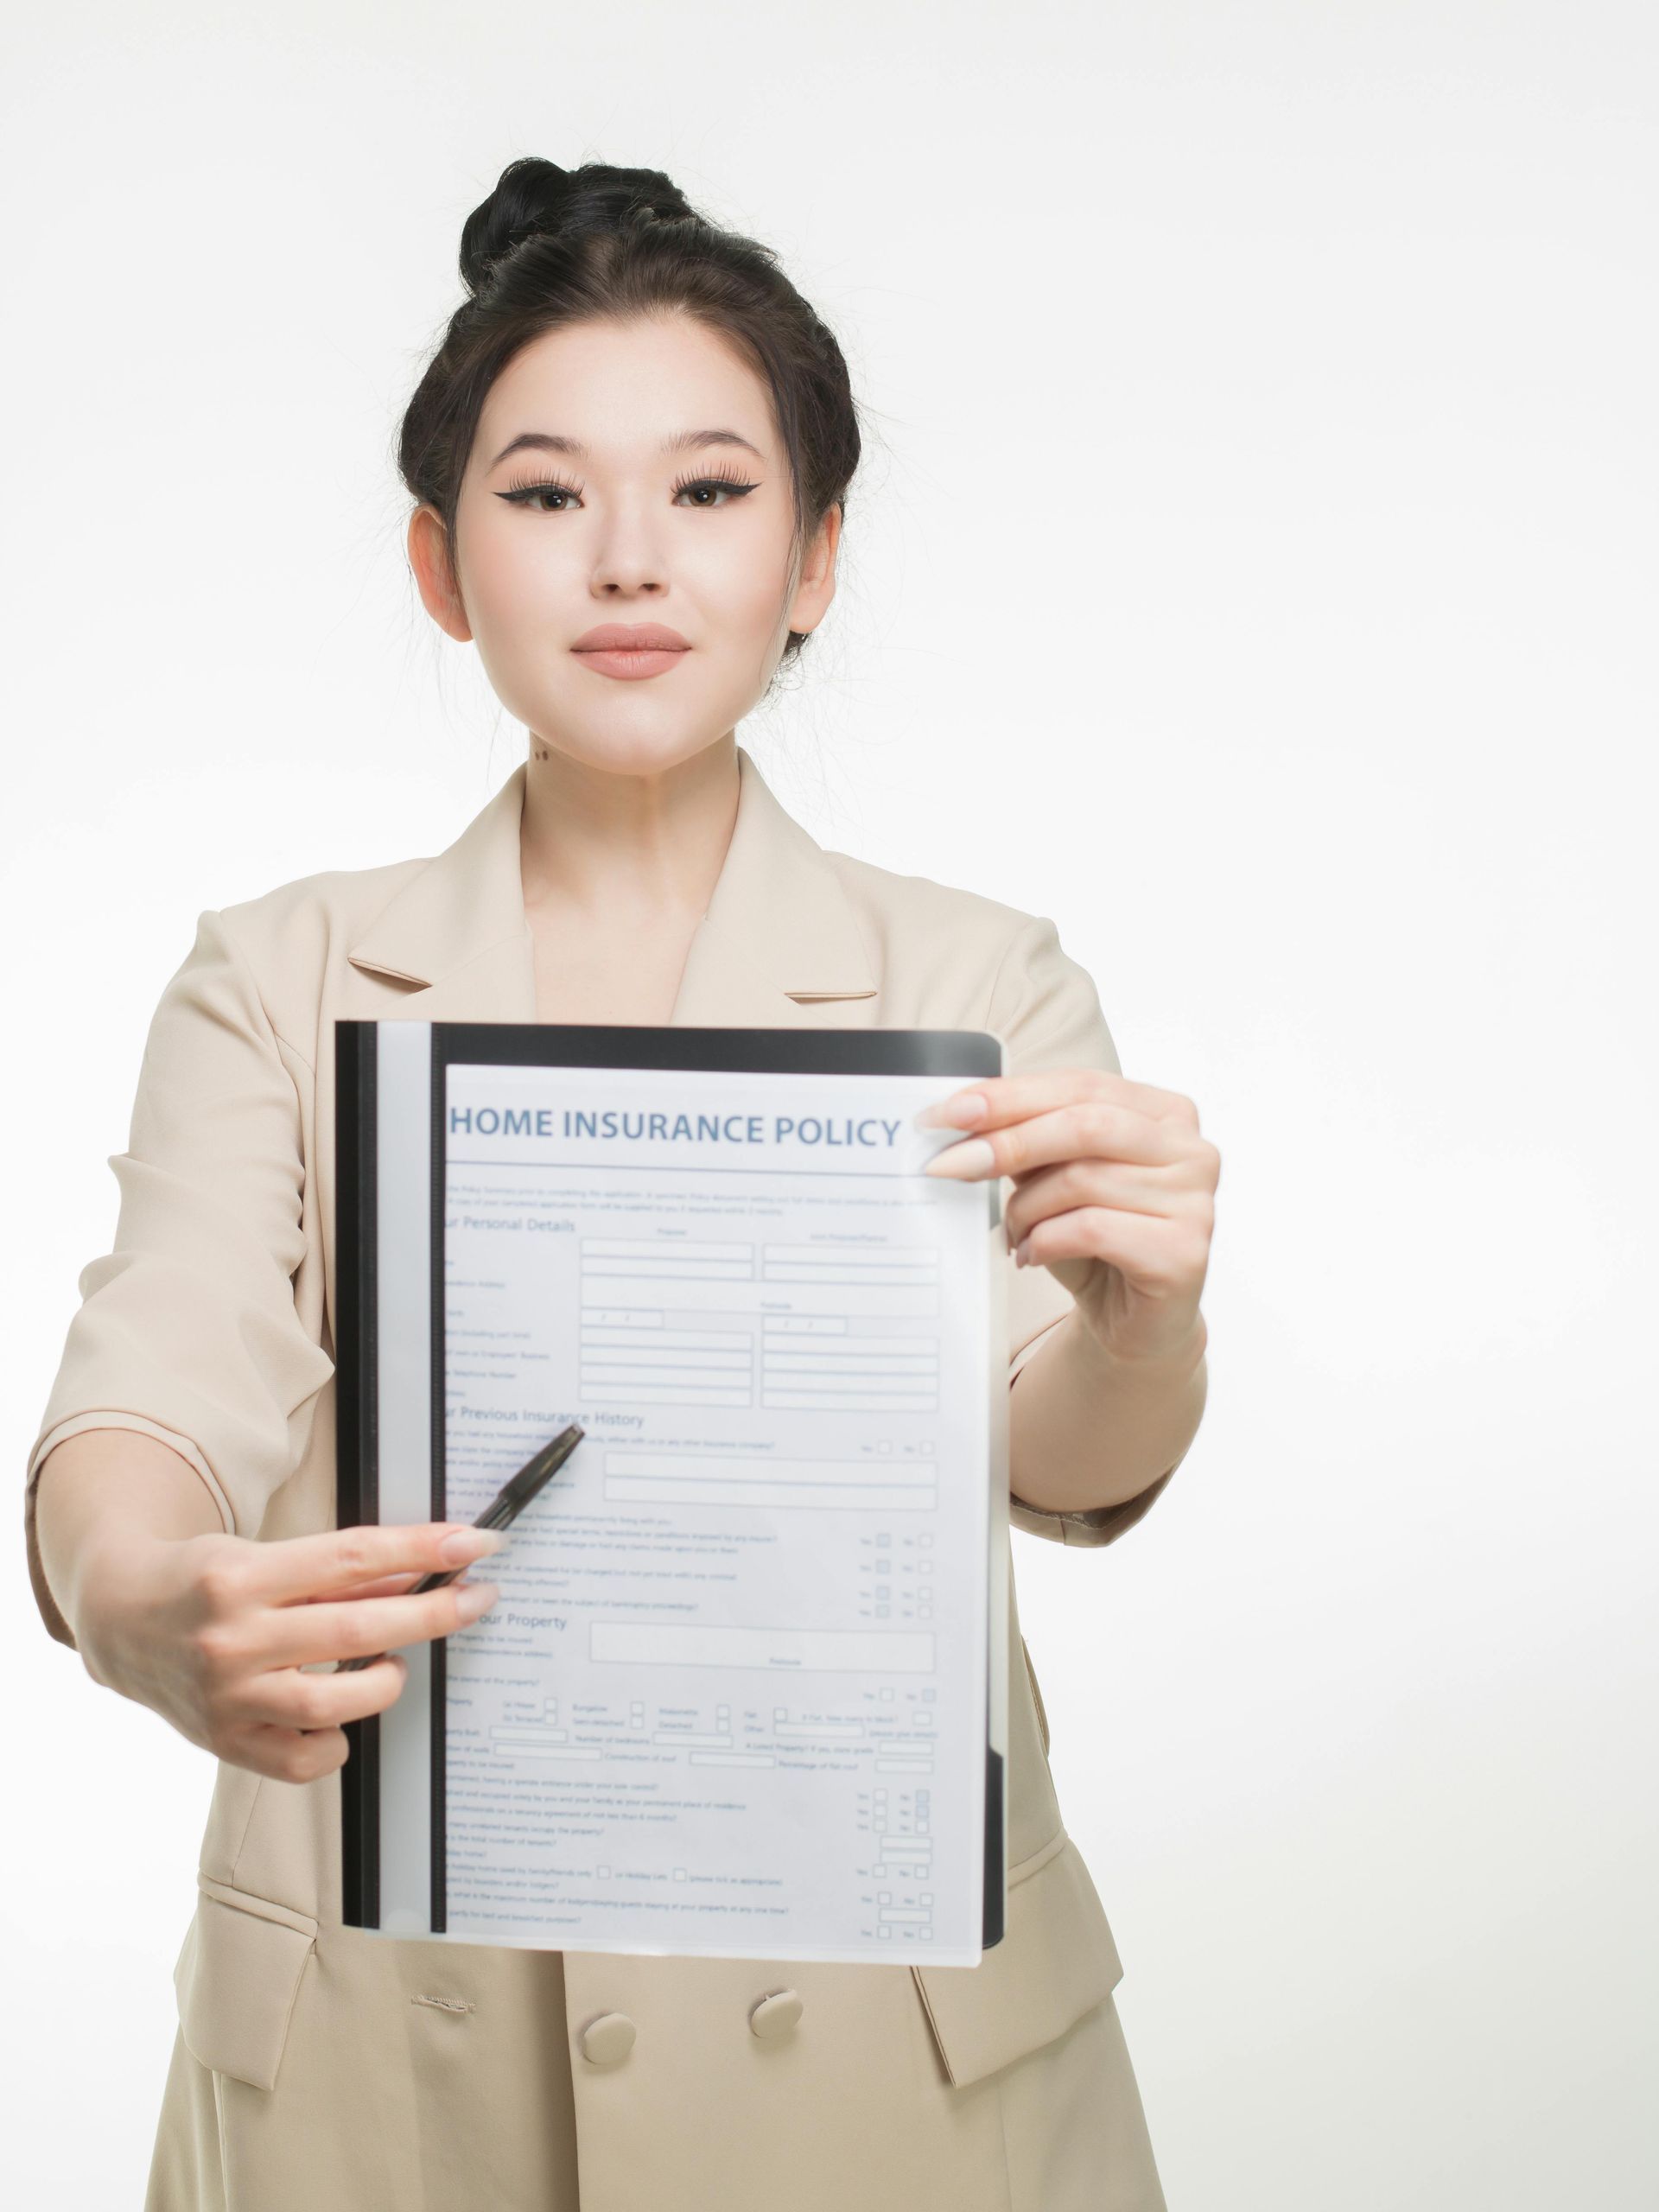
[579,1234,944,1413]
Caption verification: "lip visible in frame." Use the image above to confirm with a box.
[571,623,690,652]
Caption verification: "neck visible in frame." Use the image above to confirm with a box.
[518,734,741,926]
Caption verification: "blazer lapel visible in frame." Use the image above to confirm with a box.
[340,757,535,1027]
[341,743,879,1031]
[667,747,879,1030]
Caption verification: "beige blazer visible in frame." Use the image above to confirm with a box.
[25,746,1182,2209]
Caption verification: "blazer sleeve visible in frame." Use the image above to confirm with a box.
[23,907,336,1647]
[988,912,1184,1549]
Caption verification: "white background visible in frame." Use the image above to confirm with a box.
[3,3,1653,2203]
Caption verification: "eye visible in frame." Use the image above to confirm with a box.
[497,475,583,513]
[671,470,760,508]
[494,469,760,514]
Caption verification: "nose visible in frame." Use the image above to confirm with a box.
[590,506,668,599]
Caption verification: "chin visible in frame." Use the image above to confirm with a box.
[524,722,735,780]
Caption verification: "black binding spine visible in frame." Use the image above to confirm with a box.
[335,1020,381,1929]
[429,1028,448,1934]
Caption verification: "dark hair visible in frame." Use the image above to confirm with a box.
[397,156,862,675]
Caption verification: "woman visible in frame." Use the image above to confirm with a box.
[27,157,1217,2210]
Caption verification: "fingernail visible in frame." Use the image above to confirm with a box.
[441,1527,506,1565]
[923,1137,997,1178]
[1014,1236,1033,1267]
[915,1092,987,1129]
[454,1580,499,1621]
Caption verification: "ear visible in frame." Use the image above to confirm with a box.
[785,501,842,636]
[407,505,474,644]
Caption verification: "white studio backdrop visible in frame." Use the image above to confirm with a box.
[3,3,1653,2205]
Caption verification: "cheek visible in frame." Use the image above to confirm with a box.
[690,531,795,640]
[466,516,569,625]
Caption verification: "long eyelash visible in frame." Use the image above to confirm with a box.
[497,468,758,507]
[670,466,757,496]
[499,474,583,505]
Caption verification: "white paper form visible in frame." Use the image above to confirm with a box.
[430,1060,1001,1965]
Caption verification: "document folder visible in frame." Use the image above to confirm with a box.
[334,1020,1008,1964]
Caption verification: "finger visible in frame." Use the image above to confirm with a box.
[915,1070,1198,1133]
[234,1721,354,1785]
[925,1098,1185,1183]
[219,1656,410,1783]
[1020,1205,1212,1299]
[241,1521,506,1607]
[232,1652,411,1736]
[301,1569,425,1605]
[242,1577,501,1670]
[226,1724,346,1783]
[1005,1159,1196,1249]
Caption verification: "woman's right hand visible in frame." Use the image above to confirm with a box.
[73,1520,505,1783]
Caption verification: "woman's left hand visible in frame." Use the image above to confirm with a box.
[918,1071,1220,1364]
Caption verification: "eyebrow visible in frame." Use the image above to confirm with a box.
[487,427,765,472]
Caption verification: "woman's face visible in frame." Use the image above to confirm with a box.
[410,311,839,778]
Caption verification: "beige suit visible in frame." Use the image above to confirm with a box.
[25,747,1187,2211]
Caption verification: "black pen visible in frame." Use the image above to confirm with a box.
[337,1421,585,1671]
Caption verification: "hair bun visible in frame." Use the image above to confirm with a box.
[459,156,696,295]
[458,156,574,293]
